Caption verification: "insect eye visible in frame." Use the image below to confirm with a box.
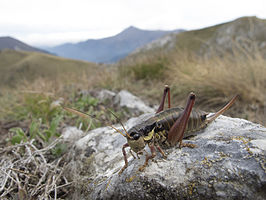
[133,134,140,140]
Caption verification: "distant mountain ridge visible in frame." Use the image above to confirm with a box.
[46,26,184,63]
[0,36,49,54]
[127,16,266,59]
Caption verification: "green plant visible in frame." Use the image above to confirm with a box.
[51,143,68,158]
[10,127,28,145]
[42,115,62,142]
[9,115,62,145]
[131,59,167,80]
[74,94,98,110]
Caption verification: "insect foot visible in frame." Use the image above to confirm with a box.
[179,142,197,148]
[118,166,127,175]
[138,165,146,172]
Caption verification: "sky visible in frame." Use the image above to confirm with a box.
[0,0,265,47]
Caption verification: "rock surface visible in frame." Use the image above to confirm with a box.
[69,112,266,200]
[96,89,116,103]
[114,90,155,113]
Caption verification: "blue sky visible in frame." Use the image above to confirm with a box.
[0,0,265,46]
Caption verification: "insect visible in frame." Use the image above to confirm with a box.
[117,86,238,174]
[62,86,238,175]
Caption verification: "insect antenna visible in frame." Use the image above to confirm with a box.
[107,109,131,138]
[61,105,127,137]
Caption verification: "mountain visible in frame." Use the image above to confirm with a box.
[0,36,49,54]
[46,26,184,63]
[0,49,98,88]
[126,16,266,59]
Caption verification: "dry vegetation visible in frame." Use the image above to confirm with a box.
[169,50,266,124]
[1,43,265,126]
[116,43,266,125]
[0,138,72,199]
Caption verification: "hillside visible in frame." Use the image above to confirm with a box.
[0,36,49,54]
[0,49,99,88]
[46,26,184,63]
[127,16,266,59]
[117,16,266,125]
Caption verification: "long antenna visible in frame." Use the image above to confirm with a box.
[61,105,126,137]
[107,108,131,138]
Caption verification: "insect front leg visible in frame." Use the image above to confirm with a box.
[119,143,130,175]
[138,143,156,172]
[130,149,137,159]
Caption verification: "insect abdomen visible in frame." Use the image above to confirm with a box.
[154,107,208,135]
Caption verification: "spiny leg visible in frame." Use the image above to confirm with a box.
[136,151,143,159]
[130,149,137,159]
[156,144,167,159]
[119,143,130,175]
[139,143,156,172]
[156,85,171,113]
[167,92,196,147]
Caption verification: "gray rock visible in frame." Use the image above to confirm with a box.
[69,113,266,200]
[97,89,116,102]
[114,90,155,113]
[62,126,84,142]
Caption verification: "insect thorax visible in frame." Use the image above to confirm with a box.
[143,128,170,148]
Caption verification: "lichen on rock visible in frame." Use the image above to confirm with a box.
[63,90,266,199]
[67,115,266,199]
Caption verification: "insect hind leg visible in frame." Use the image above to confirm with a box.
[167,92,196,147]
[156,85,171,113]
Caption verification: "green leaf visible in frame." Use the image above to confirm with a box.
[37,131,47,142]
[44,130,52,141]
[11,135,24,145]
[29,120,41,139]
[88,97,98,106]
[51,143,68,157]
[49,115,62,135]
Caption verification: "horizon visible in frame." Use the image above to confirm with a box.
[1,16,264,49]
[1,25,185,48]
[0,0,265,47]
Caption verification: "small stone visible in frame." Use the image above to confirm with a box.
[97,89,116,102]
[62,126,84,142]
[114,90,155,113]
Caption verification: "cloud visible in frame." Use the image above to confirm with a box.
[0,0,265,46]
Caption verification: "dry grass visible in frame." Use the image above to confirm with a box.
[0,137,72,199]
[165,47,266,124]
[115,43,266,125]
[0,63,115,122]
[0,49,101,88]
